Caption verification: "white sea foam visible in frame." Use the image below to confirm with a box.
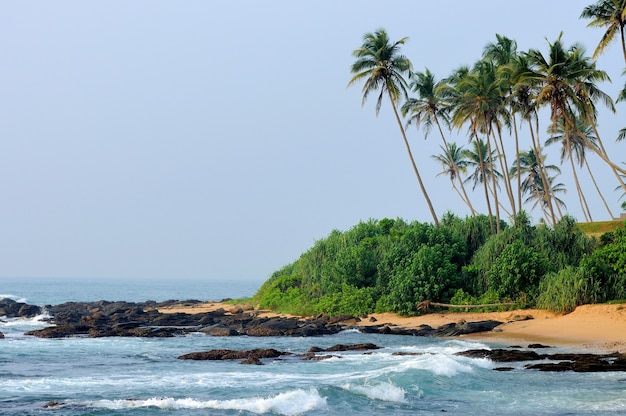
[342,381,407,403]
[90,389,327,415]
[396,353,475,377]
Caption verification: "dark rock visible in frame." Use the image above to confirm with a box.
[241,357,263,365]
[26,325,91,338]
[43,401,64,408]
[493,367,515,371]
[392,352,427,356]
[298,352,337,361]
[0,298,41,318]
[178,348,288,361]
[245,317,301,336]
[432,320,503,336]
[319,343,381,352]
[528,343,552,349]
[369,316,377,322]
[457,349,541,362]
[457,349,626,372]
[0,331,4,339]
[327,314,359,325]
[199,325,240,336]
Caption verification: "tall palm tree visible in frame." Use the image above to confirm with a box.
[511,149,564,223]
[463,139,503,226]
[525,176,568,225]
[431,142,477,214]
[546,117,615,221]
[483,34,521,216]
[348,29,439,226]
[442,61,514,231]
[580,0,626,62]
[523,33,626,193]
[401,68,476,216]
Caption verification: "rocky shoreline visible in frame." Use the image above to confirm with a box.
[0,297,503,338]
[3,297,626,373]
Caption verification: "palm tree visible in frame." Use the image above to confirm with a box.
[511,149,564,223]
[463,139,503,226]
[348,29,439,226]
[546,117,615,221]
[431,142,477,215]
[401,68,476,216]
[442,61,514,231]
[580,0,626,62]
[523,33,626,195]
[483,34,521,215]
[525,176,568,224]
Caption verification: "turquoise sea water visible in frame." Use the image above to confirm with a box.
[1,278,626,415]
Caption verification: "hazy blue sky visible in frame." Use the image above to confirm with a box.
[1,1,624,283]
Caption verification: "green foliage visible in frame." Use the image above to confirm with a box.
[253,214,621,317]
[485,240,547,300]
[537,267,590,314]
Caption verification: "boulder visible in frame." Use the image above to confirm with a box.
[0,298,41,318]
[178,348,288,361]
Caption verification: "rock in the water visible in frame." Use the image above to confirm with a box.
[457,349,626,372]
[178,348,288,361]
[0,298,41,318]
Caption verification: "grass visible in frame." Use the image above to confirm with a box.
[577,219,625,238]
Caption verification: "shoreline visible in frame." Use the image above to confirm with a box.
[160,302,626,353]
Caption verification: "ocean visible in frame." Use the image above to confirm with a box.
[1,277,625,415]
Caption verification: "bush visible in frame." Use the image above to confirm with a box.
[536,267,589,314]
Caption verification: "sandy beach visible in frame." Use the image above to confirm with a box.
[160,302,626,353]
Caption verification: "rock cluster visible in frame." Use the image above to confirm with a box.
[177,343,383,365]
[457,348,626,372]
[0,297,506,339]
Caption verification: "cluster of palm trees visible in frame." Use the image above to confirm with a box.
[348,1,626,233]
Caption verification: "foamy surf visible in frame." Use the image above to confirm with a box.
[90,389,327,415]
[341,381,407,403]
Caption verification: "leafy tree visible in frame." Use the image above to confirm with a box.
[402,69,477,215]
[547,117,609,221]
[348,29,439,226]
[431,142,476,214]
[580,0,626,62]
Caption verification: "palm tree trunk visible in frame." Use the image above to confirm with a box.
[472,130,495,234]
[485,129,501,232]
[619,23,626,63]
[568,151,592,222]
[388,90,439,227]
[493,126,516,216]
[530,117,557,225]
[585,159,615,219]
[513,116,522,213]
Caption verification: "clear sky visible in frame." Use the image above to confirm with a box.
[1,1,624,283]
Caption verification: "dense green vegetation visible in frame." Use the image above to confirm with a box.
[254,2,626,316]
[253,214,626,316]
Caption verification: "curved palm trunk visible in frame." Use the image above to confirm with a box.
[493,126,516,217]
[485,128,501,232]
[472,132,495,234]
[584,159,615,219]
[619,25,626,63]
[388,90,439,227]
[568,148,593,222]
[586,121,626,193]
[434,117,477,216]
[512,116,522,213]
[530,117,557,225]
